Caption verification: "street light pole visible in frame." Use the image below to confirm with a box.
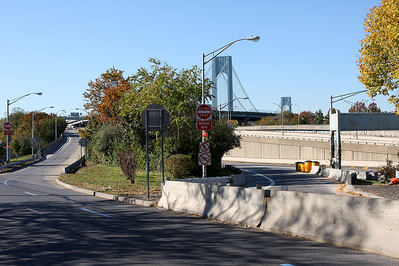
[6,92,42,163]
[219,97,249,121]
[55,110,66,140]
[292,103,299,125]
[273,103,285,135]
[32,106,54,157]
[201,36,259,177]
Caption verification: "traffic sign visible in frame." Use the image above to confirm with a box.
[197,120,212,131]
[4,122,12,130]
[199,142,210,153]
[141,104,169,132]
[196,104,212,120]
[198,152,211,166]
[79,138,88,147]
[31,138,36,148]
[4,130,12,136]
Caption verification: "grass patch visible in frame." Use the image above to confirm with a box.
[59,164,162,197]
[10,155,33,163]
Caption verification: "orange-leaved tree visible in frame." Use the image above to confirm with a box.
[83,67,131,124]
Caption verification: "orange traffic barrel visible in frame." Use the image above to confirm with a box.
[304,160,312,173]
[295,162,304,172]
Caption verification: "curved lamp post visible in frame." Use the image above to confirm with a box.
[219,97,249,121]
[273,103,288,136]
[6,92,42,163]
[201,36,259,177]
[55,110,66,140]
[32,106,54,157]
[291,103,299,125]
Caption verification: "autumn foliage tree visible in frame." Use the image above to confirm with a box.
[83,67,131,124]
[357,0,399,112]
[348,101,382,113]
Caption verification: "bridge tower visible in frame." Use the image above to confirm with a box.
[212,56,233,111]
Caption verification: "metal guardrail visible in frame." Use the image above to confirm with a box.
[238,133,398,146]
[63,155,86,174]
[0,134,66,171]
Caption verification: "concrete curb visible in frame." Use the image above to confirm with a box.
[56,178,157,207]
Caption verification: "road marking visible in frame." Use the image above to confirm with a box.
[243,169,275,189]
[363,167,369,170]
[27,208,43,215]
[281,264,296,266]
[81,208,115,219]
[24,191,37,196]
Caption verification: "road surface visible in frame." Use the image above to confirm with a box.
[0,131,397,265]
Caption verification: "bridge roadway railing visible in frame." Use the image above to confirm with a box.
[224,128,399,167]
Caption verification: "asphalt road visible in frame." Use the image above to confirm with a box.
[229,162,340,195]
[1,131,398,265]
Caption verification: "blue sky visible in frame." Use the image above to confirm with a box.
[1,0,389,118]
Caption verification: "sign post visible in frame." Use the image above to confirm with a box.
[141,104,169,198]
[196,104,212,177]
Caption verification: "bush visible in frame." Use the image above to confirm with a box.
[378,159,399,181]
[165,154,194,179]
[118,149,137,184]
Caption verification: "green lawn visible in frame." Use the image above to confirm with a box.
[59,164,163,197]
[10,155,34,163]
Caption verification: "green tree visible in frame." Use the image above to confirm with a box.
[207,118,241,175]
[118,58,213,172]
[314,109,325,124]
[357,0,399,112]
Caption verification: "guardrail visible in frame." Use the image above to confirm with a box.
[63,155,86,174]
[0,134,65,172]
[238,133,398,146]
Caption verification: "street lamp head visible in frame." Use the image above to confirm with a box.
[246,36,260,42]
[243,97,249,100]
[36,92,43,96]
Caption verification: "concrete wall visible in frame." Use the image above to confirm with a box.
[158,181,399,258]
[224,135,398,166]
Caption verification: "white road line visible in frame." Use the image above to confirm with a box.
[243,169,275,189]
[27,208,43,215]
[4,136,78,186]
[24,191,37,196]
[81,208,115,219]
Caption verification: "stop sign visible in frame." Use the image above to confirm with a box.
[4,122,12,130]
[196,104,212,120]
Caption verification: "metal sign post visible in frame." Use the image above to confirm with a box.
[141,104,169,198]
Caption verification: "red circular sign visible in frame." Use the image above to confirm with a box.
[197,104,212,120]
[4,122,12,130]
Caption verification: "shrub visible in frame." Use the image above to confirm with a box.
[165,154,194,179]
[378,159,399,181]
[118,149,137,184]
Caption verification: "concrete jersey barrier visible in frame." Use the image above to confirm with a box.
[158,181,267,228]
[159,180,399,259]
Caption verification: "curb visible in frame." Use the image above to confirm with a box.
[343,184,382,199]
[56,178,158,207]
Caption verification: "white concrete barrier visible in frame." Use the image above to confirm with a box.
[158,181,266,228]
[158,181,399,258]
[260,190,399,258]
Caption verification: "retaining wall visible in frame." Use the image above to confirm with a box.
[158,180,399,258]
[224,135,398,166]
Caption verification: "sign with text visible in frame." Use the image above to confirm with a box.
[4,130,12,135]
[4,122,12,130]
[196,120,212,131]
[196,104,212,120]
